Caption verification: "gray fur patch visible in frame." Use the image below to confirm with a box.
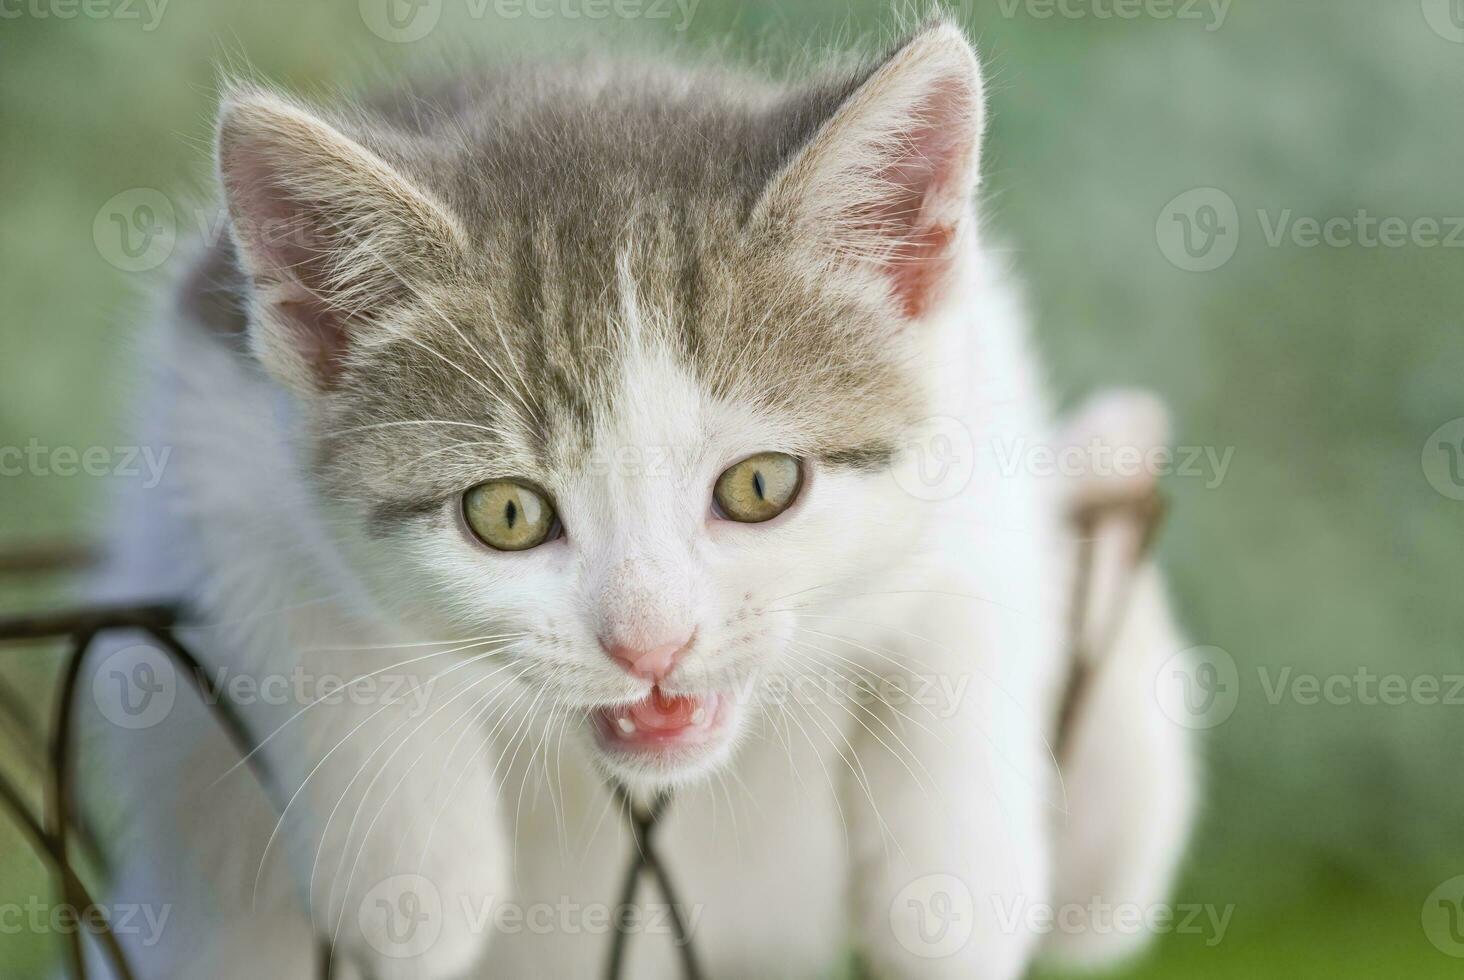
[203,42,942,524]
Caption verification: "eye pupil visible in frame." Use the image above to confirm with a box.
[463,480,557,551]
[713,453,804,524]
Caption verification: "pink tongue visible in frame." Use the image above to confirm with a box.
[628,688,699,731]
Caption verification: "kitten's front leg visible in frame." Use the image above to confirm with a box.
[837,599,1056,980]
[276,668,514,980]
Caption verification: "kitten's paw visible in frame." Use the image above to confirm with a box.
[340,870,485,980]
[288,745,509,979]
[859,869,1036,980]
[321,850,506,980]
[845,724,1050,980]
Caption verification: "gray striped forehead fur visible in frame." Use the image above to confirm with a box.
[211,41,947,520]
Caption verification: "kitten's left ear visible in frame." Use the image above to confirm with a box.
[753,21,985,320]
[216,85,467,393]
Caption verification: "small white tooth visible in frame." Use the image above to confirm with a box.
[617,717,637,735]
[691,707,707,726]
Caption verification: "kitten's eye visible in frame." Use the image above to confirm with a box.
[713,453,804,523]
[463,480,559,551]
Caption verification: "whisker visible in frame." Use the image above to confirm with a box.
[297,631,526,653]
[214,633,525,788]
[770,586,1034,621]
[799,690,904,866]
[309,650,525,925]
[777,700,851,860]
[413,666,538,871]
[253,645,508,912]
[780,643,939,799]
[326,419,502,439]
[784,633,948,735]
[789,627,1070,817]
[329,668,537,949]
[509,689,554,851]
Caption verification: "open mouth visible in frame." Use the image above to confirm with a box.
[591,687,729,757]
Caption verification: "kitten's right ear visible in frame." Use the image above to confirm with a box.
[752,22,984,322]
[216,86,465,393]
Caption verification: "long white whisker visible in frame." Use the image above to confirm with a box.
[778,700,851,859]
[781,643,939,799]
[311,649,524,926]
[785,632,948,734]
[791,623,1070,814]
[253,644,510,911]
[803,690,903,866]
[214,633,525,787]
[298,631,525,653]
[415,670,539,870]
[327,419,503,438]
[329,666,536,949]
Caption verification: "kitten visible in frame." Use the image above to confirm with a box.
[84,19,1195,979]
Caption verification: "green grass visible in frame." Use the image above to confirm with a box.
[3,0,1463,975]
[1043,886,1463,980]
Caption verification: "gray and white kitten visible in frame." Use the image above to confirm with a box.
[86,20,1195,979]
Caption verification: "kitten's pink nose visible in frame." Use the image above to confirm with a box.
[600,633,694,682]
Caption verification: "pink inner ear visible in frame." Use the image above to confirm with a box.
[223,140,355,387]
[863,75,978,319]
[275,290,352,384]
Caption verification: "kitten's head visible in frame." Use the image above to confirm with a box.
[216,21,985,790]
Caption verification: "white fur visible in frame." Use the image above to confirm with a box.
[82,45,1194,980]
[82,240,1194,980]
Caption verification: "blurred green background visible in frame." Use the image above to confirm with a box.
[3,0,1463,976]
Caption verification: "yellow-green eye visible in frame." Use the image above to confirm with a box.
[463,480,558,551]
[713,453,804,523]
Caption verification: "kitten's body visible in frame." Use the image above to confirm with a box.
[85,26,1193,979]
